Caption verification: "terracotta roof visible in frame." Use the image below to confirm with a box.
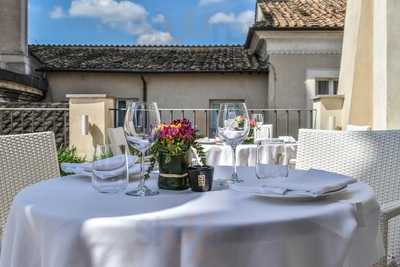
[257,0,346,30]
[29,45,268,73]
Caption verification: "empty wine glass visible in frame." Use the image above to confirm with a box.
[252,113,264,129]
[217,103,250,183]
[124,102,160,197]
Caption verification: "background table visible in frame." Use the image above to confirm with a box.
[0,167,383,267]
[202,143,297,167]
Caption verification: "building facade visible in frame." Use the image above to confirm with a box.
[0,0,346,112]
[246,0,345,109]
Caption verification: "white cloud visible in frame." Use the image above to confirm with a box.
[208,12,235,24]
[137,31,173,45]
[50,6,66,19]
[199,0,224,6]
[208,10,255,33]
[236,10,255,33]
[68,0,173,44]
[69,0,147,25]
[152,14,165,24]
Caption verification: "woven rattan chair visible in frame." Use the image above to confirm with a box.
[0,132,60,240]
[296,129,400,267]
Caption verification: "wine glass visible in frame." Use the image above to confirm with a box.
[252,113,264,129]
[217,103,250,183]
[252,113,269,141]
[124,102,160,197]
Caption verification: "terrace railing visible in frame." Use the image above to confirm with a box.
[112,108,316,139]
[0,107,69,146]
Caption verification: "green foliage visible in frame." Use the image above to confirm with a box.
[145,133,208,179]
[93,151,113,161]
[192,141,207,166]
[57,145,85,176]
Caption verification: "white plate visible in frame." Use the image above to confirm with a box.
[230,184,348,200]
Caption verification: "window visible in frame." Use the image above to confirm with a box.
[115,98,139,127]
[316,78,339,96]
[209,99,245,137]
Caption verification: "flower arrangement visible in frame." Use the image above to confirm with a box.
[149,119,207,190]
[234,116,256,144]
[151,119,206,163]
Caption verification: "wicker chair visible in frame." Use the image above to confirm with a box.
[296,129,400,267]
[0,132,60,240]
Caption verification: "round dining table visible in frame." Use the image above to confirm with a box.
[0,167,383,267]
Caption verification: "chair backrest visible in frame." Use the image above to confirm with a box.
[0,132,60,237]
[296,129,400,205]
[107,127,131,155]
[346,124,372,131]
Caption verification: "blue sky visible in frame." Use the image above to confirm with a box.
[28,0,256,45]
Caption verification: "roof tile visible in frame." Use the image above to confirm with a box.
[257,0,346,30]
[29,45,268,73]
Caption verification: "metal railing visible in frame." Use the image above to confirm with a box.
[111,108,316,139]
[0,107,69,146]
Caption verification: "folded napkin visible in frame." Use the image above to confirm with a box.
[259,169,357,197]
[61,155,139,179]
[126,136,150,152]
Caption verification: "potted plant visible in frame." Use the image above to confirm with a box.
[151,119,206,190]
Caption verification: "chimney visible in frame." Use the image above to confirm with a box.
[0,0,30,75]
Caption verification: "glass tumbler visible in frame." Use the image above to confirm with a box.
[255,139,289,179]
[92,144,129,194]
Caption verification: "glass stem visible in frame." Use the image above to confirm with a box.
[232,144,238,179]
[139,151,145,188]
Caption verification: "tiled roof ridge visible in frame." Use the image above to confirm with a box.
[29,44,267,73]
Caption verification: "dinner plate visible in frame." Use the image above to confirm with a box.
[230,184,348,200]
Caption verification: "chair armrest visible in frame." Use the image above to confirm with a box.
[381,200,400,220]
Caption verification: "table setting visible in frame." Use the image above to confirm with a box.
[0,102,384,267]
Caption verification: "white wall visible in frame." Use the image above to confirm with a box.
[268,54,341,109]
[250,31,343,109]
[47,72,268,109]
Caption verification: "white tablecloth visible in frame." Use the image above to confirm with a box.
[0,167,383,267]
[202,144,297,166]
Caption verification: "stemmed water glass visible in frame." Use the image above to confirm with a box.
[217,103,250,183]
[124,102,160,197]
[252,113,264,129]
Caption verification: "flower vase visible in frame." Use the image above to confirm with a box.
[158,150,191,190]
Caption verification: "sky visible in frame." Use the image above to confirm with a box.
[28,0,257,46]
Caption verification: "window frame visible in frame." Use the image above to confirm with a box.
[315,78,339,96]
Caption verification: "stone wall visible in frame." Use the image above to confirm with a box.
[0,102,69,146]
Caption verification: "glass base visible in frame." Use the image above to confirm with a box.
[223,173,243,185]
[229,176,244,184]
[126,185,159,197]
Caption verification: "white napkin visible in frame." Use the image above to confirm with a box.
[259,169,357,197]
[278,136,296,143]
[61,155,139,179]
[126,136,150,151]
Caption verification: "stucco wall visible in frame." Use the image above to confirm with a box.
[0,0,30,74]
[47,72,268,109]
[268,54,341,109]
